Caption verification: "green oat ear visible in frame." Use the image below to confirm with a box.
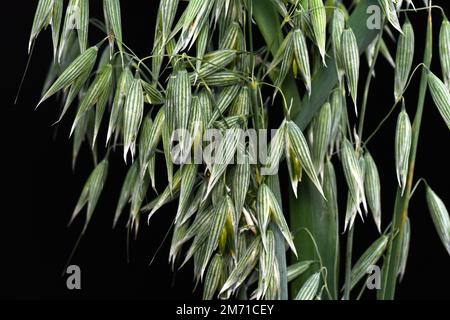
[287,261,315,283]
[310,0,327,65]
[293,28,312,94]
[113,162,138,228]
[286,120,324,198]
[428,72,450,129]
[203,254,225,300]
[123,78,144,161]
[38,46,98,106]
[70,159,109,234]
[29,0,55,53]
[364,152,382,233]
[104,0,124,63]
[341,138,366,230]
[349,235,388,290]
[379,0,403,34]
[295,271,321,300]
[220,237,260,297]
[341,28,360,115]
[439,19,450,90]
[394,21,415,101]
[58,0,89,62]
[311,102,332,174]
[395,109,412,195]
[426,186,450,255]
[397,217,411,281]
[71,63,113,137]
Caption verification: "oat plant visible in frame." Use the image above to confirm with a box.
[26,0,449,300]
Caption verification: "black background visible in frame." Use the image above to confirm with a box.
[3,1,450,300]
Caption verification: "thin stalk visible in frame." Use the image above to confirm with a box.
[379,6,433,300]
[358,26,384,140]
[343,225,355,300]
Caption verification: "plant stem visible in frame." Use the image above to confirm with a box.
[343,225,354,300]
[379,7,433,300]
